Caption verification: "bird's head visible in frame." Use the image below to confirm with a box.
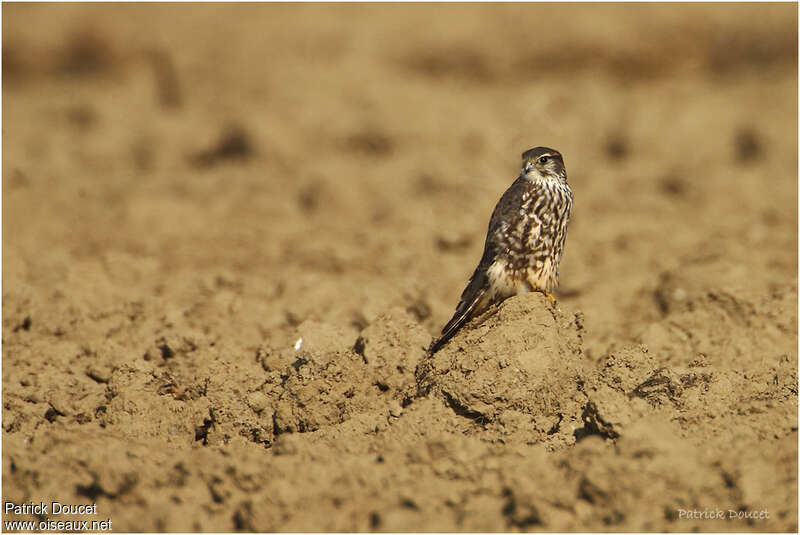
[520,147,567,184]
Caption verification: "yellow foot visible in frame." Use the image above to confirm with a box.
[545,292,557,305]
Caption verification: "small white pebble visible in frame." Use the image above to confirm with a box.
[294,337,303,351]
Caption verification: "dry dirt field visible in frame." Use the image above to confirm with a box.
[2,3,798,532]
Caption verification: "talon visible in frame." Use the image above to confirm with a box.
[546,292,557,305]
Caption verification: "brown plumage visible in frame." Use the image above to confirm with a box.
[429,147,573,354]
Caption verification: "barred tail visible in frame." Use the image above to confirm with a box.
[428,286,487,354]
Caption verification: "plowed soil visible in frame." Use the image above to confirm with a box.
[3,3,797,532]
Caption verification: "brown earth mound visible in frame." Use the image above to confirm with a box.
[3,3,797,532]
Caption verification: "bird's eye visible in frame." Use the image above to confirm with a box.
[538,155,550,164]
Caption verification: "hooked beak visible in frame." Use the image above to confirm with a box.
[521,162,533,176]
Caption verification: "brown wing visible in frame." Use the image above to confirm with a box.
[428,177,529,354]
[428,248,494,354]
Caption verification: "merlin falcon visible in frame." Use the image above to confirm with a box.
[429,147,573,354]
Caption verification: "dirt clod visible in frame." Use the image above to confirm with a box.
[2,3,795,533]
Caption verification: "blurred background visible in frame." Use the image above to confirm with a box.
[3,3,797,531]
[4,4,796,353]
